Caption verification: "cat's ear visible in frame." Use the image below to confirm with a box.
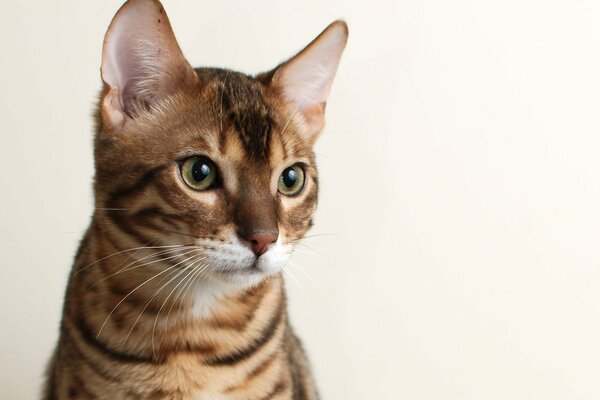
[270,20,348,144]
[100,0,197,131]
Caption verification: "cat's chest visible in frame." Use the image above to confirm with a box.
[133,352,290,399]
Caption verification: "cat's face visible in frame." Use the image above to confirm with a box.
[95,0,346,288]
[95,70,319,286]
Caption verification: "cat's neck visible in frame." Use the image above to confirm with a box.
[63,222,287,363]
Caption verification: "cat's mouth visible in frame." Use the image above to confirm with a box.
[198,238,289,285]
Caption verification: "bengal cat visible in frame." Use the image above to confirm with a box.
[43,0,347,399]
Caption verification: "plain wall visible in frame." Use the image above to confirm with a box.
[2,0,600,398]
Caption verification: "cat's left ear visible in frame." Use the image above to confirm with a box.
[269,21,348,145]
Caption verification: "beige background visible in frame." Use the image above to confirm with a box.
[2,0,600,399]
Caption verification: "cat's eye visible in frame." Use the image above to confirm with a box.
[278,164,305,196]
[180,156,218,190]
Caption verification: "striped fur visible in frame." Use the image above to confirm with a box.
[44,1,347,398]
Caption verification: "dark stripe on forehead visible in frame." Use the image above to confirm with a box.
[196,68,272,159]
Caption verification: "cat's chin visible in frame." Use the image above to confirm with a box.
[213,269,268,287]
[211,262,281,288]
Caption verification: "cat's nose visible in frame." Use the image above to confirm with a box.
[240,230,278,256]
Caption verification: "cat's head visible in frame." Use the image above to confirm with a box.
[94,0,347,288]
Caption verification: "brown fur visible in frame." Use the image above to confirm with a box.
[44,1,346,398]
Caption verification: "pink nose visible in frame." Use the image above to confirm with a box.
[243,231,278,256]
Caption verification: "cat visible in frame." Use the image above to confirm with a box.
[43,0,347,398]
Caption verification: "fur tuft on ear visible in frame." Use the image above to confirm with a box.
[271,20,348,144]
[100,0,197,131]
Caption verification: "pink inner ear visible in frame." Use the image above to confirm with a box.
[279,31,346,107]
[100,0,195,125]
[274,21,348,141]
[102,4,160,100]
[102,87,126,131]
[301,104,326,138]
[102,4,168,113]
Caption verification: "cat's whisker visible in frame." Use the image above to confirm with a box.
[150,264,203,357]
[90,248,199,289]
[282,267,306,295]
[87,239,160,277]
[74,243,187,276]
[121,265,186,347]
[289,232,341,243]
[122,254,203,345]
[164,259,207,329]
[96,253,199,340]
[165,260,209,312]
[287,257,315,276]
[92,247,197,287]
[168,259,202,312]
[292,242,326,257]
[150,258,207,356]
[75,238,156,275]
[287,260,325,294]
[291,244,333,267]
[174,259,212,312]
[112,245,201,271]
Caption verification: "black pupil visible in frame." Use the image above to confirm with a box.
[191,160,211,182]
[282,167,297,188]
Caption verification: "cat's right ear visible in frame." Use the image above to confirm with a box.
[100,0,197,132]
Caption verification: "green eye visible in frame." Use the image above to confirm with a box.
[180,156,218,190]
[278,164,305,196]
